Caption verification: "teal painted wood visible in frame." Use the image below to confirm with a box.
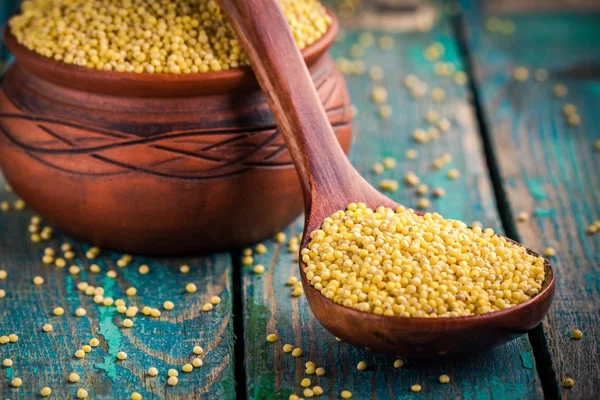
[460,1,600,398]
[0,0,19,64]
[241,4,544,399]
[0,178,236,399]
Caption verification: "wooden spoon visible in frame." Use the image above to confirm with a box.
[217,0,555,357]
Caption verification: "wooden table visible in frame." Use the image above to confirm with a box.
[1,1,598,398]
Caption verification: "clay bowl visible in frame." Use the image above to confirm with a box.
[0,13,352,255]
[300,237,555,358]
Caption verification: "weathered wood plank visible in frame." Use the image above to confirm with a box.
[460,1,600,398]
[241,4,544,398]
[0,177,236,399]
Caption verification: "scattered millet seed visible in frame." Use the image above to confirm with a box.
[371,86,388,105]
[427,126,440,140]
[253,264,266,274]
[193,346,204,355]
[3,358,13,367]
[423,43,444,61]
[306,361,316,368]
[40,386,52,397]
[544,247,556,257]
[33,276,45,285]
[553,84,568,97]
[425,110,439,124]
[106,270,117,279]
[393,359,404,368]
[148,367,159,377]
[275,232,287,243]
[404,172,420,186]
[562,378,575,388]
[0,269,7,279]
[513,67,529,81]
[42,255,54,264]
[243,248,253,257]
[372,162,384,175]
[125,287,137,296]
[117,352,127,360]
[335,337,342,342]
[379,35,394,50]
[416,184,429,196]
[0,336,9,344]
[168,376,179,386]
[453,71,468,85]
[123,319,134,328]
[566,114,580,127]
[186,283,198,293]
[93,295,104,304]
[439,374,450,383]
[255,243,268,254]
[142,307,152,316]
[131,393,142,400]
[266,333,277,343]
[82,345,92,353]
[182,364,193,373]
[341,390,353,399]
[43,323,53,332]
[77,388,88,398]
[437,118,452,132]
[594,140,600,151]
[103,297,114,306]
[291,286,304,297]
[138,265,150,274]
[64,250,75,260]
[517,211,530,222]
[357,361,367,371]
[303,388,314,398]
[287,276,298,286]
[242,256,254,265]
[69,372,80,383]
[119,307,128,315]
[417,198,431,210]
[434,62,455,77]
[202,303,214,311]
[192,358,204,368]
[55,258,66,268]
[313,386,324,396]
[382,157,397,169]
[405,149,419,159]
[292,348,303,357]
[0,289,5,298]
[77,282,89,291]
[115,299,125,307]
[53,307,65,316]
[411,384,422,392]
[69,265,81,275]
[447,168,460,180]
[368,65,384,80]
[306,365,316,374]
[289,395,300,400]
[378,104,393,119]
[75,308,87,317]
[126,307,139,317]
[571,329,583,340]
[301,203,546,317]
[413,128,429,143]
[14,199,26,210]
[283,344,293,353]
[11,377,23,387]
[211,296,222,305]
[74,350,85,359]
[89,338,99,347]
[150,308,162,317]
[90,264,101,273]
[379,179,399,192]
[534,68,549,81]
[471,220,483,228]
[163,301,175,311]
[301,378,311,387]
[8,334,18,342]
[432,88,446,102]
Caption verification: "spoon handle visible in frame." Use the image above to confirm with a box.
[216,0,356,207]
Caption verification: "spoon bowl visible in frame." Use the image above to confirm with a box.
[217,0,555,357]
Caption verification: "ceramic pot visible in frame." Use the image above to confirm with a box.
[0,14,352,255]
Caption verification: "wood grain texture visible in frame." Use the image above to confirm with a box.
[241,5,544,397]
[460,1,600,398]
[0,178,235,400]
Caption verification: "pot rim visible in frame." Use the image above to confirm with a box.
[3,9,339,97]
